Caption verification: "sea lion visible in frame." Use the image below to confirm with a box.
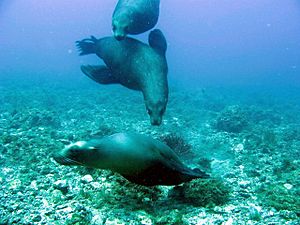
[76,29,168,126]
[112,0,160,40]
[53,133,209,186]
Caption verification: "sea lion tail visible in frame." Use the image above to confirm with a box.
[76,36,98,56]
[177,167,210,184]
[148,29,167,55]
[192,168,210,179]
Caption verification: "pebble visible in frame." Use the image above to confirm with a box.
[105,218,126,225]
[53,180,68,194]
[239,180,250,189]
[138,213,153,225]
[81,174,93,183]
[283,183,293,190]
[224,217,233,225]
[90,182,101,189]
[30,180,38,190]
[91,214,104,225]
[9,179,21,190]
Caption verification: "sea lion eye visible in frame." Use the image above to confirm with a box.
[160,106,166,115]
[69,148,79,158]
[159,109,164,115]
[112,24,116,32]
[147,109,152,115]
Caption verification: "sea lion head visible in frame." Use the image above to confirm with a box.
[112,17,129,41]
[146,99,167,126]
[53,141,105,167]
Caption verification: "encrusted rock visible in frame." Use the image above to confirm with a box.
[81,174,93,183]
[53,179,68,194]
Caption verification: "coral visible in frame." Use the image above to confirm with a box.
[65,209,92,225]
[248,206,262,221]
[81,173,163,213]
[89,124,116,139]
[272,159,297,176]
[160,133,193,156]
[243,127,279,155]
[155,209,187,225]
[213,105,249,133]
[169,178,231,207]
[196,158,213,173]
[257,184,300,212]
[282,125,300,141]
[247,107,282,126]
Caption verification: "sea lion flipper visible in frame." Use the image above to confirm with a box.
[81,65,118,84]
[148,29,167,55]
[76,36,98,56]
[190,168,210,179]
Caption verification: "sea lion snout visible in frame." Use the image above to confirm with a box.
[53,141,88,166]
[112,26,125,40]
[114,33,125,41]
[146,101,166,126]
[150,116,162,126]
[112,20,127,41]
[53,153,73,165]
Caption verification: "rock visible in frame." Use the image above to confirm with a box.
[53,180,68,194]
[223,217,233,225]
[52,190,64,203]
[283,183,293,190]
[105,218,126,225]
[9,179,21,190]
[238,180,250,189]
[30,180,38,190]
[81,174,93,183]
[91,214,104,225]
[32,215,42,222]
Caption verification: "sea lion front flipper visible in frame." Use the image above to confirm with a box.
[148,29,167,55]
[76,36,98,56]
[81,65,118,84]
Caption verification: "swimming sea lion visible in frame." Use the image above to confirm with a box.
[112,0,160,40]
[53,133,209,186]
[76,29,168,126]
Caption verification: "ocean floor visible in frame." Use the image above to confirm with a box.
[0,79,299,224]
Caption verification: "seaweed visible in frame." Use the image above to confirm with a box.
[160,133,193,157]
[169,178,231,207]
[257,184,300,212]
[213,105,249,133]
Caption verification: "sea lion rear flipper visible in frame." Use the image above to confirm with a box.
[148,29,167,55]
[81,65,118,84]
[191,168,210,179]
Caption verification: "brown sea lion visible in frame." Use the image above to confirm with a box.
[76,29,168,126]
[112,0,160,40]
[53,133,209,186]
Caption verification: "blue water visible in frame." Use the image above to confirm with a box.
[1,0,299,88]
[0,1,300,224]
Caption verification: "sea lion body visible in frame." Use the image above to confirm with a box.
[76,29,168,126]
[112,0,160,40]
[53,133,209,186]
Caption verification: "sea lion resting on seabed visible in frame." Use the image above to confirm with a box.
[112,0,160,40]
[76,29,168,126]
[53,133,209,186]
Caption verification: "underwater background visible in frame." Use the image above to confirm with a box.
[0,0,299,224]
